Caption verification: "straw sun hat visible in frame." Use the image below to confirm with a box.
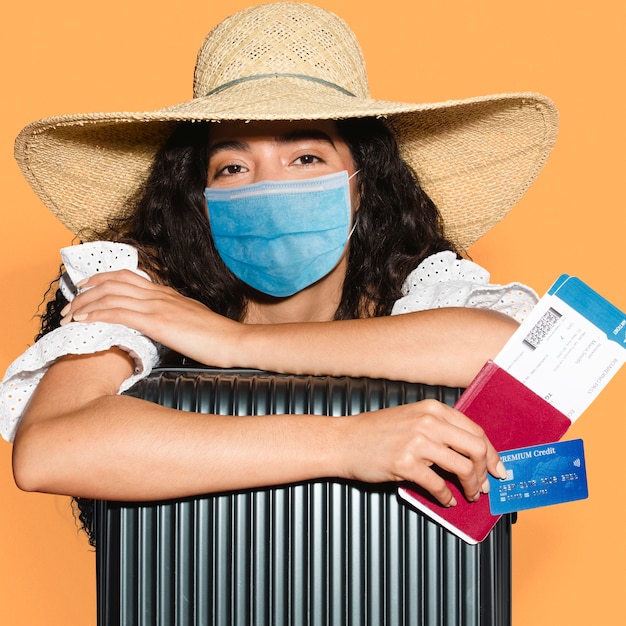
[14,1,558,250]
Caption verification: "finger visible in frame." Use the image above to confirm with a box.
[63,274,172,320]
[60,286,161,328]
[403,401,496,500]
[60,271,154,315]
[415,440,484,502]
[76,269,152,290]
[417,404,489,469]
[69,294,167,329]
[76,274,163,304]
[408,462,458,507]
[418,401,505,483]
[444,415,506,481]
[60,291,146,326]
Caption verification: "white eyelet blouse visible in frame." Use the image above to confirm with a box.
[0,243,537,442]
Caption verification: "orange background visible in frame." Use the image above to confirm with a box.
[1,1,624,624]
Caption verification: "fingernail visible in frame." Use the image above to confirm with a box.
[497,460,507,479]
[482,478,490,494]
[59,316,70,326]
[72,313,88,321]
[76,278,88,287]
[447,497,457,507]
[60,303,71,316]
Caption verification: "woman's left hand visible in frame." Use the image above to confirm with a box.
[60,269,243,366]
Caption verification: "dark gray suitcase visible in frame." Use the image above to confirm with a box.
[95,365,513,625]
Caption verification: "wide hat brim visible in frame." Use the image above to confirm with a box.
[14,77,558,250]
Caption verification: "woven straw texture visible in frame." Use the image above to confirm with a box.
[14,2,558,249]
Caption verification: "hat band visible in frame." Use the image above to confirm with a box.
[205,73,357,97]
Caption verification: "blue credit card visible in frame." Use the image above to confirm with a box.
[488,439,588,515]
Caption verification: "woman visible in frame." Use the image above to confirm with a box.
[2,3,557,516]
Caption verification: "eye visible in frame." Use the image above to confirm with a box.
[293,154,322,166]
[215,163,248,177]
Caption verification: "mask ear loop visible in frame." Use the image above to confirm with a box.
[347,169,360,241]
[347,217,358,242]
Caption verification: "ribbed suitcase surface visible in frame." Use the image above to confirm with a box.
[95,367,512,626]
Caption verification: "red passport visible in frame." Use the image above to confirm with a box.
[398,360,572,544]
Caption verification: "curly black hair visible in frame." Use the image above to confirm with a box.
[36,117,458,545]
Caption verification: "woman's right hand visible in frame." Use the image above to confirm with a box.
[337,399,506,507]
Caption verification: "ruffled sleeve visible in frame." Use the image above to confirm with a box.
[0,242,162,443]
[391,251,538,322]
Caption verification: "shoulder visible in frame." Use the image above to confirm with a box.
[392,251,538,322]
[400,251,489,291]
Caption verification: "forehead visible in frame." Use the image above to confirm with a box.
[208,119,343,144]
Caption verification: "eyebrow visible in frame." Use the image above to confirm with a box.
[208,129,337,160]
[278,129,337,148]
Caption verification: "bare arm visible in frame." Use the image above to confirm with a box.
[236,308,516,386]
[62,270,518,387]
[22,268,512,502]
[12,348,505,503]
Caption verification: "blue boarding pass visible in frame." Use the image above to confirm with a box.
[494,275,626,422]
[488,439,588,515]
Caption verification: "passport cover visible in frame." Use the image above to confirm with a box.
[398,360,572,544]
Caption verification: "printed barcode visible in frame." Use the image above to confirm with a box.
[523,307,562,350]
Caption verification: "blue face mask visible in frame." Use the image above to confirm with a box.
[204,170,355,298]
